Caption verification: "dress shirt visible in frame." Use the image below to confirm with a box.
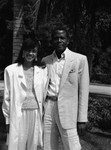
[47,49,67,97]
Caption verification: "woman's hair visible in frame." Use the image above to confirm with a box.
[15,35,43,66]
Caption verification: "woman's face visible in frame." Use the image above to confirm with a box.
[23,47,38,62]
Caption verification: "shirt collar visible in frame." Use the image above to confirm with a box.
[53,49,67,61]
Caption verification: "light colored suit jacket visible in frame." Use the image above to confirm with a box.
[2,63,48,150]
[42,48,89,129]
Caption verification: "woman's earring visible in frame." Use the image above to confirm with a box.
[35,57,37,61]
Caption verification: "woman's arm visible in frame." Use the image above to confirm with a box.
[2,68,11,132]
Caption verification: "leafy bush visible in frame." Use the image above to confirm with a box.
[88,95,111,130]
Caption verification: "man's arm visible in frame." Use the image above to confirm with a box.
[77,56,89,122]
[77,56,89,135]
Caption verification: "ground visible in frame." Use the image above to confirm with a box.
[58,127,111,150]
[0,127,111,150]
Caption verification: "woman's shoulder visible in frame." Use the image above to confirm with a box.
[5,63,18,70]
[5,63,21,73]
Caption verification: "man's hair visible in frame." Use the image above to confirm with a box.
[51,25,69,40]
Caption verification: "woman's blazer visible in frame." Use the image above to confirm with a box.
[2,63,48,150]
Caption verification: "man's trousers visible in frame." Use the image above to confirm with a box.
[44,100,81,150]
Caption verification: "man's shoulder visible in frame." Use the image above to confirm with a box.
[68,49,87,59]
[42,53,53,64]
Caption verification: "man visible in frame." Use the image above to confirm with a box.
[42,26,89,150]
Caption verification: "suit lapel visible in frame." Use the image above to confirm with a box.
[59,49,75,90]
[43,64,50,100]
[33,66,40,89]
[43,54,53,100]
[18,65,27,89]
[33,66,42,103]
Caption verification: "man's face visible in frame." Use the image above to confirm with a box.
[52,30,69,54]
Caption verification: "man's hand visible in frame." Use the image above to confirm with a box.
[77,122,87,136]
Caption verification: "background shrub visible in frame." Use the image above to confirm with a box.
[88,95,111,130]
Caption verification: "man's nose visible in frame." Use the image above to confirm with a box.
[29,51,33,55]
[58,38,61,42]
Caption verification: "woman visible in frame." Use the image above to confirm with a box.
[2,36,48,150]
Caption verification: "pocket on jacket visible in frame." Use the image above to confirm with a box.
[67,72,77,85]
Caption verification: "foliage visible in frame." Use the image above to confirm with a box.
[96,9,111,32]
[36,14,73,57]
[37,0,111,84]
[88,95,111,130]
[0,0,13,79]
[91,47,111,84]
[23,0,41,33]
[0,0,111,83]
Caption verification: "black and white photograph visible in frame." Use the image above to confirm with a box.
[0,0,111,150]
